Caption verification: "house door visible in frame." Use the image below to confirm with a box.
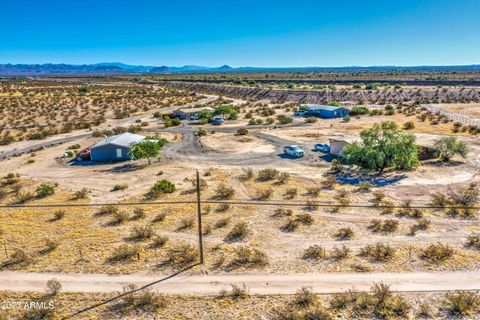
[116,148,122,158]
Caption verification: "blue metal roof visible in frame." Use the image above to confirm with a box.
[304,104,345,111]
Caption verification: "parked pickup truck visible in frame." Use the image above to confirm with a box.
[314,143,330,153]
[283,145,305,158]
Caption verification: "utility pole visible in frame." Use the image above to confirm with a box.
[196,170,204,264]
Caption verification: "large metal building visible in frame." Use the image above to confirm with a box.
[304,104,349,118]
[90,132,145,162]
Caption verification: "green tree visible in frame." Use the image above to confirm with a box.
[214,104,237,120]
[343,121,418,171]
[433,137,468,162]
[129,140,160,165]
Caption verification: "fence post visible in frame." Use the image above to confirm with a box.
[3,243,7,258]
[196,170,205,264]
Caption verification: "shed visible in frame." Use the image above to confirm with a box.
[304,104,349,118]
[172,106,214,120]
[90,132,145,162]
[329,139,349,157]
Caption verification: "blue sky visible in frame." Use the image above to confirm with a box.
[0,0,479,67]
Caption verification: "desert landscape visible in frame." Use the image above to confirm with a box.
[0,71,480,319]
[2,1,480,317]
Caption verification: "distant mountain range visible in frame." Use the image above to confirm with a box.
[0,63,479,76]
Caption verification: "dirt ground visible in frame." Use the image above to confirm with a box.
[0,290,467,320]
[2,82,480,319]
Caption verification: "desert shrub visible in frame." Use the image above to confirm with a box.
[371,191,385,206]
[219,284,249,299]
[216,203,230,212]
[368,219,398,233]
[112,184,128,191]
[40,238,58,254]
[98,205,119,216]
[214,217,231,229]
[421,243,454,262]
[110,210,129,225]
[6,249,30,267]
[148,180,176,198]
[402,121,415,130]
[45,278,62,296]
[165,243,197,266]
[466,233,480,250]
[131,208,146,220]
[22,308,57,320]
[356,181,373,192]
[275,172,290,185]
[254,188,273,200]
[73,187,89,199]
[257,168,279,181]
[305,117,318,123]
[333,189,350,208]
[151,212,167,223]
[277,115,293,124]
[178,217,194,230]
[108,245,141,262]
[379,199,395,215]
[35,183,55,198]
[306,187,321,197]
[117,285,167,314]
[442,291,480,317]
[271,208,293,218]
[52,209,65,221]
[284,188,298,199]
[13,191,35,204]
[150,235,169,249]
[295,213,314,225]
[331,245,351,261]
[239,168,254,181]
[417,303,433,319]
[229,246,269,269]
[318,178,335,191]
[202,224,212,235]
[214,184,235,199]
[236,128,249,135]
[196,129,207,136]
[305,200,319,211]
[430,192,448,208]
[225,222,249,242]
[281,218,299,232]
[129,226,154,241]
[335,227,354,240]
[360,243,396,262]
[409,218,431,235]
[303,245,324,260]
[293,287,317,307]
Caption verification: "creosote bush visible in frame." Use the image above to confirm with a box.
[229,246,269,269]
[257,168,279,181]
[442,291,480,317]
[35,183,55,198]
[421,243,454,263]
[225,222,249,242]
[214,184,235,199]
[335,227,355,240]
[360,243,396,262]
[147,179,176,198]
[165,243,197,266]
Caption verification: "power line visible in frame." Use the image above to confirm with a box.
[0,199,477,210]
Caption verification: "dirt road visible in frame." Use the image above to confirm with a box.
[1,271,479,294]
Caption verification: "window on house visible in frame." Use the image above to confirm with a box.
[116,148,122,158]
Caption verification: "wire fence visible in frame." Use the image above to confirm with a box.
[1,189,479,318]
